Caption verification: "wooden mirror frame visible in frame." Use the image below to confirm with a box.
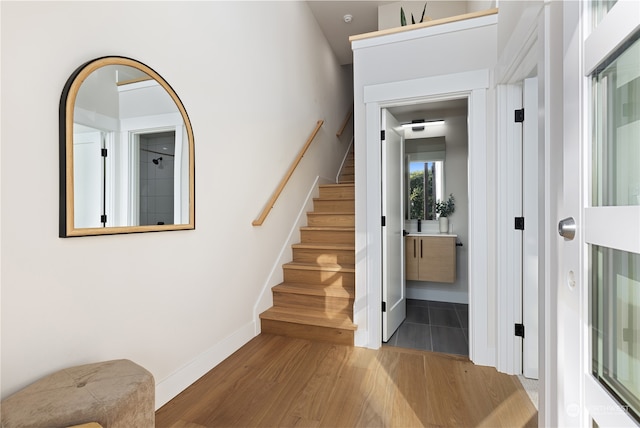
[59,56,195,237]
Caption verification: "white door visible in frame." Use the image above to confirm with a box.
[381,108,405,341]
[73,127,103,228]
[560,1,640,425]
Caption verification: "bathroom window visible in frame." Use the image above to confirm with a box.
[408,160,444,220]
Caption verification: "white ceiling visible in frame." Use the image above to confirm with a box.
[307,1,395,65]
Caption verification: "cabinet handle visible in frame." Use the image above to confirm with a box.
[413,239,416,258]
[420,239,423,258]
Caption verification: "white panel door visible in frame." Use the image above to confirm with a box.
[381,108,405,341]
[73,129,103,228]
[560,1,640,425]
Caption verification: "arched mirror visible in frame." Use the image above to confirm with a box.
[59,56,195,237]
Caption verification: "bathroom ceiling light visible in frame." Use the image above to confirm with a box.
[401,120,445,130]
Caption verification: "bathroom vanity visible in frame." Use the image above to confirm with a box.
[405,234,457,283]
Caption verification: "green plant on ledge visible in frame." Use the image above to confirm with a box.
[435,194,455,218]
[401,2,428,26]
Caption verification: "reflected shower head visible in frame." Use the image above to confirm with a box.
[152,157,163,165]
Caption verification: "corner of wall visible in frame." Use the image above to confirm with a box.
[155,320,256,409]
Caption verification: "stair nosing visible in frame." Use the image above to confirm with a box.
[283,261,355,272]
[319,183,355,188]
[307,211,356,215]
[301,226,355,231]
[292,242,355,250]
[273,282,355,298]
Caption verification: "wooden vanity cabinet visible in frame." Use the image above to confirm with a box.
[405,236,456,283]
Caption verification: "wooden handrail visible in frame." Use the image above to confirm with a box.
[252,120,324,226]
[336,107,353,137]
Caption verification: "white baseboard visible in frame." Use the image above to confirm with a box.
[406,286,469,304]
[155,320,256,409]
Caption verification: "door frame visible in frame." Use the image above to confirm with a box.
[360,69,492,366]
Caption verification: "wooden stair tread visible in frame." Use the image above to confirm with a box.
[273,282,354,298]
[313,197,354,201]
[283,261,355,272]
[308,212,354,216]
[260,307,357,330]
[300,226,354,231]
[292,242,354,251]
[261,162,356,345]
[319,183,354,188]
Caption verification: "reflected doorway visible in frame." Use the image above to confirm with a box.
[139,131,175,226]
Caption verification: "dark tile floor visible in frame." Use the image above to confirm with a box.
[385,299,469,356]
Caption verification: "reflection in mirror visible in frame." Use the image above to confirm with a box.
[405,137,445,220]
[60,57,194,237]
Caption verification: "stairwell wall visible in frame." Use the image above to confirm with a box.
[0,1,352,407]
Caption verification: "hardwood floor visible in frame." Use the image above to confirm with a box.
[156,334,537,427]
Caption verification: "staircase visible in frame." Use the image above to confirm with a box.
[260,148,356,345]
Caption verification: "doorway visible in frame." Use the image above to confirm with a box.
[357,69,491,366]
[381,99,470,357]
[138,131,176,226]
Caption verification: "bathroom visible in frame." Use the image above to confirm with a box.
[385,98,469,356]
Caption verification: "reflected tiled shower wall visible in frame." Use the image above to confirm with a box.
[139,132,175,226]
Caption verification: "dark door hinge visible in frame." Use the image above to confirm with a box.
[381,130,386,140]
[100,214,107,224]
[515,217,525,230]
[382,301,387,312]
[515,108,525,123]
[101,148,108,157]
[382,216,386,227]
[515,323,525,338]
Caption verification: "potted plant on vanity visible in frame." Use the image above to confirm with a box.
[435,194,455,233]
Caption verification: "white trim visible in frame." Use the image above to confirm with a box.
[584,0,640,76]
[336,136,354,183]
[351,14,498,51]
[120,112,183,132]
[467,87,493,367]
[495,4,543,84]
[358,69,493,368]
[406,287,468,304]
[74,106,119,132]
[522,77,540,380]
[155,320,255,409]
[585,375,639,427]
[585,206,640,254]
[364,69,489,104]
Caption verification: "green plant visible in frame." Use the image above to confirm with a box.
[401,3,428,26]
[435,194,455,218]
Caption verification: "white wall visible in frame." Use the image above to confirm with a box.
[378,1,469,30]
[0,1,352,407]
